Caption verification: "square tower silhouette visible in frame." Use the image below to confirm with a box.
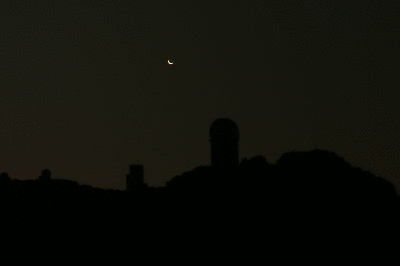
[126,165,144,191]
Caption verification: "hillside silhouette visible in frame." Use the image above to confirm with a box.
[1,118,399,263]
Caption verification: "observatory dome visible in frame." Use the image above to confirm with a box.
[209,118,239,142]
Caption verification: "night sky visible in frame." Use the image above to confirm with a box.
[1,1,399,192]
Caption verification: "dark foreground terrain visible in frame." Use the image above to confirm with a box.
[1,149,399,263]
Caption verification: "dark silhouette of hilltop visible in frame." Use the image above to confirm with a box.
[1,150,398,263]
[0,118,398,263]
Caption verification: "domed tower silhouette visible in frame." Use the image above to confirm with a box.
[209,118,239,168]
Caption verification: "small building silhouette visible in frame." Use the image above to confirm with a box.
[39,169,51,181]
[209,118,239,168]
[0,172,11,181]
[126,165,144,191]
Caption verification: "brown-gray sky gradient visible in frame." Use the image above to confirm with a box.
[1,1,399,192]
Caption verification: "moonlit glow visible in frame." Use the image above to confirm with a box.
[168,60,173,65]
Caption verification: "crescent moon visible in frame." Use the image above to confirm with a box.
[168,60,173,65]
